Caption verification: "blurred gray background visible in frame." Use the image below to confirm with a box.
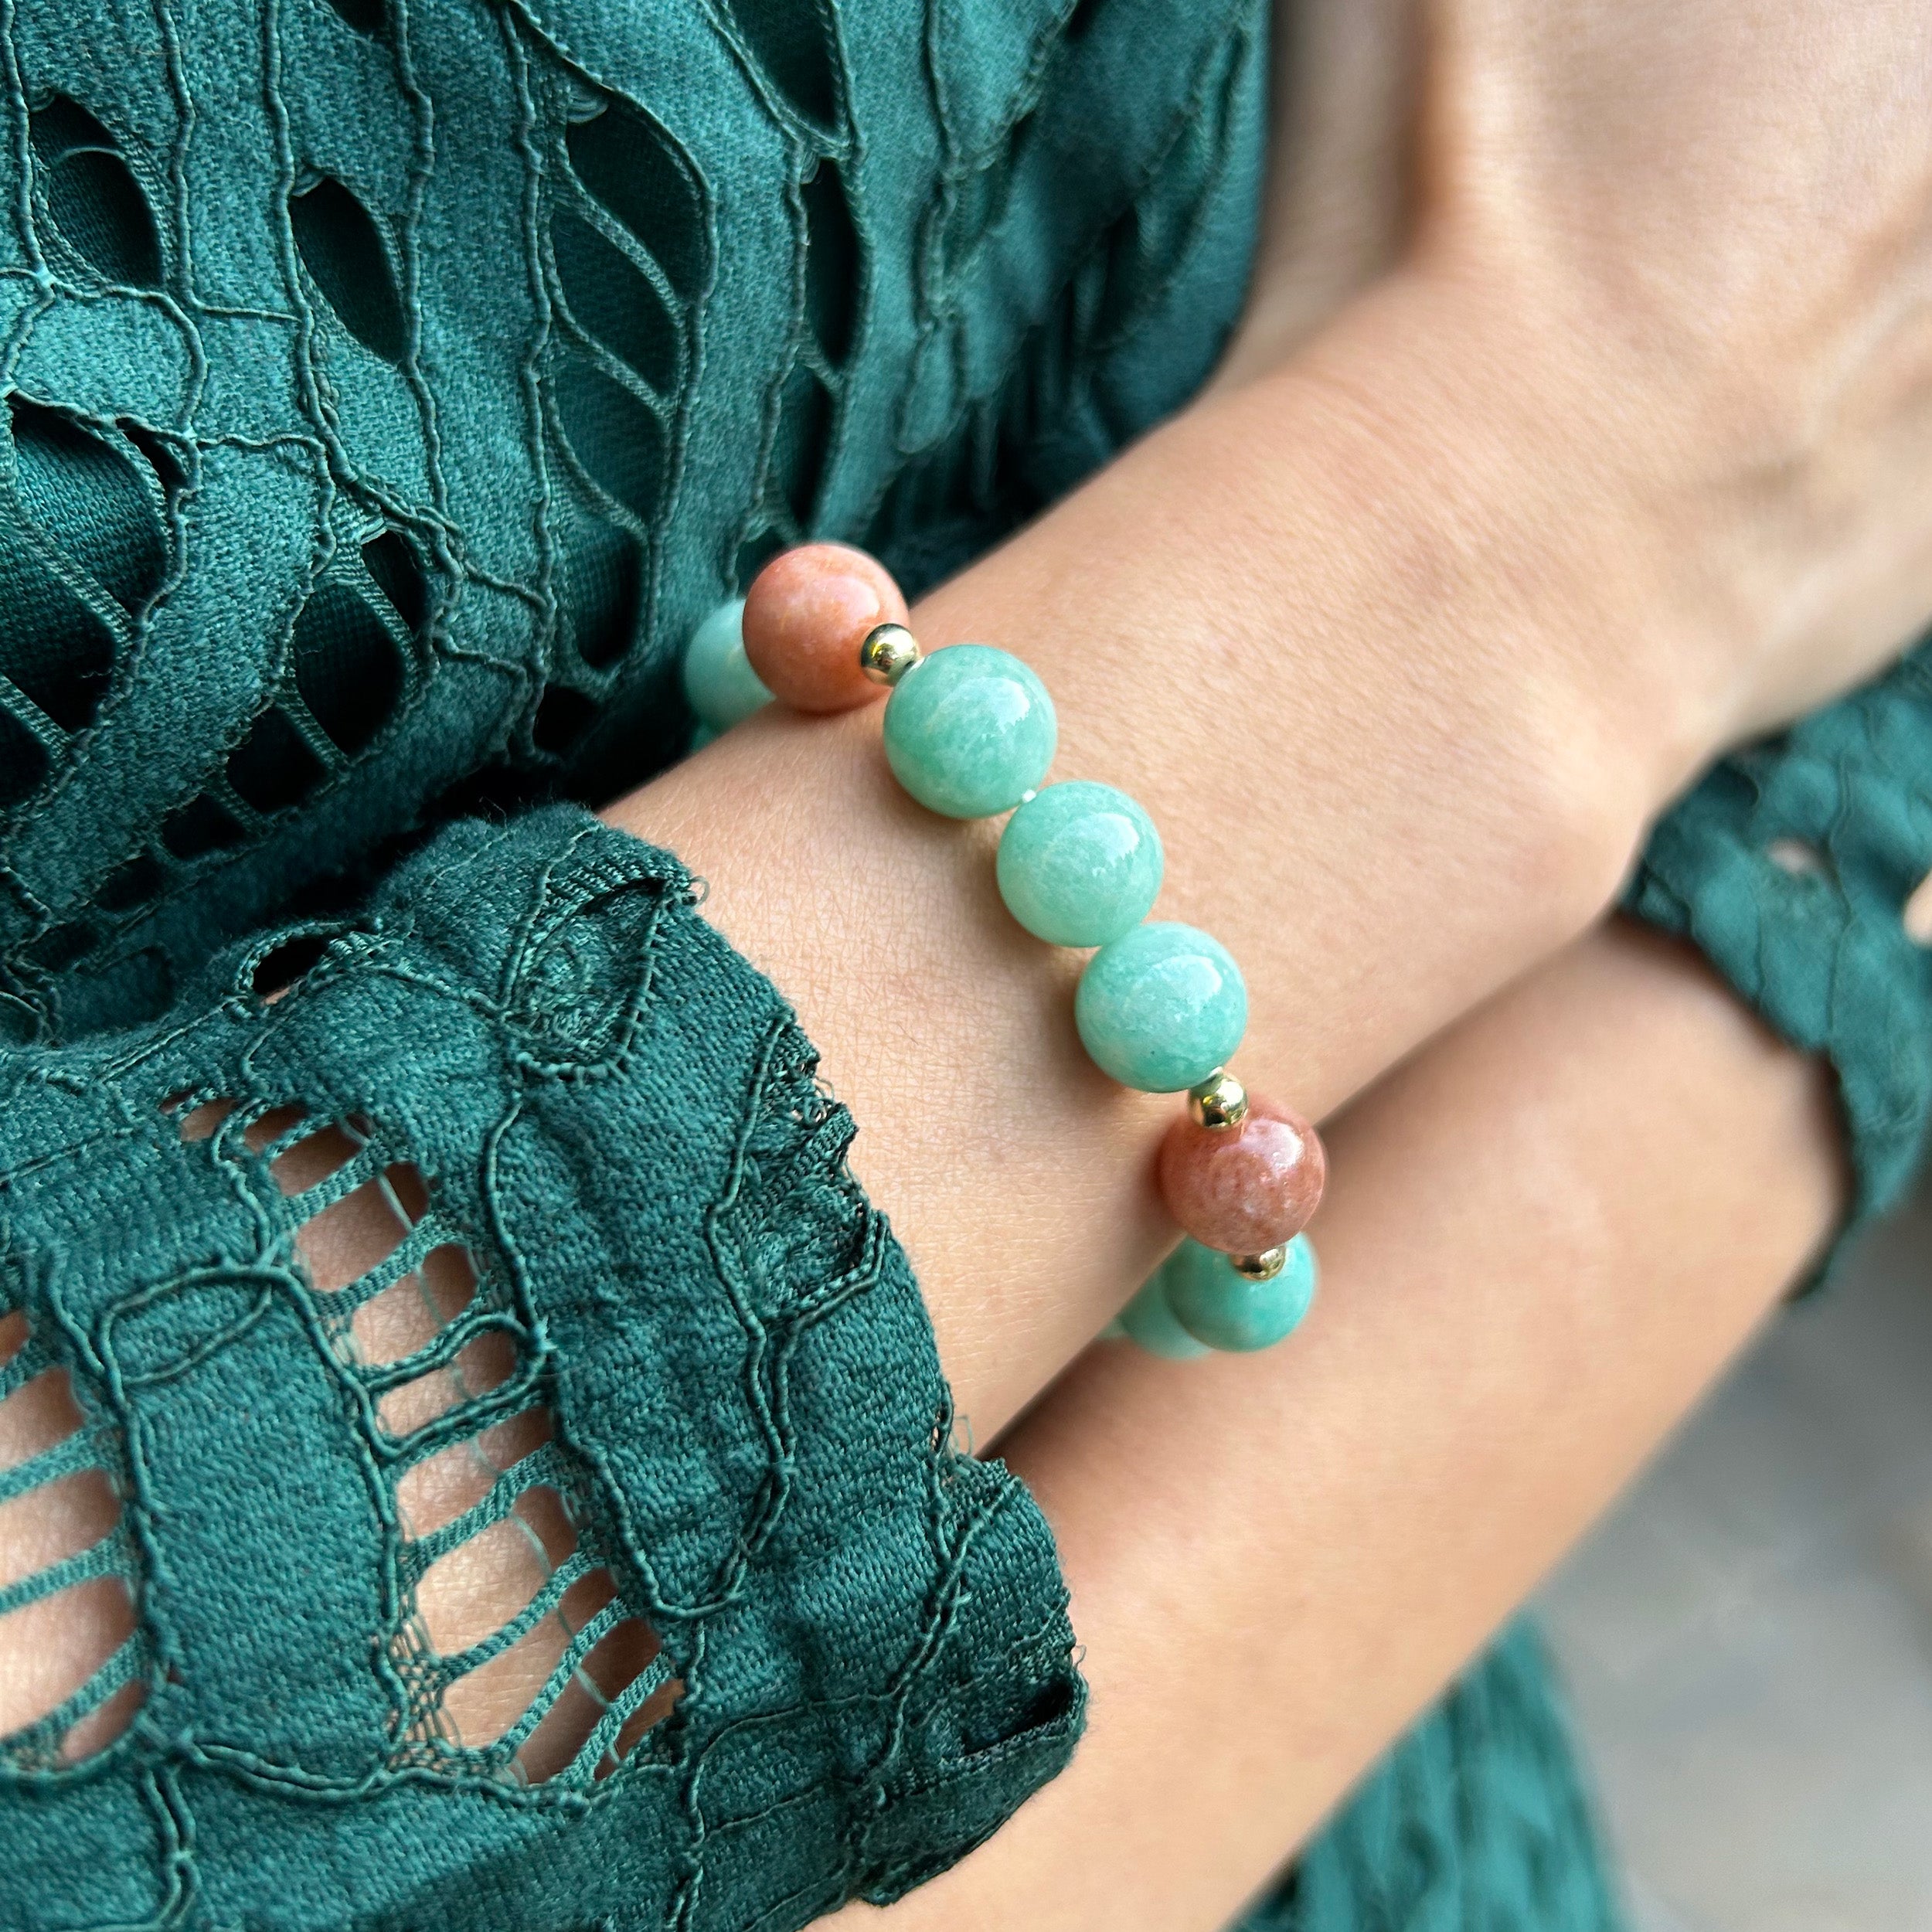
[1540,1180,1932,1930]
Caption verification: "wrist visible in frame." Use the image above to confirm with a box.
[1196,274,1682,934]
[1334,265,1827,783]
[621,298,1716,1427]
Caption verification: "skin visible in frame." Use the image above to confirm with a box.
[2,0,1928,1910]
[840,919,1844,1930]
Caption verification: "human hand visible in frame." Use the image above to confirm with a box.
[1236,0,1932,751]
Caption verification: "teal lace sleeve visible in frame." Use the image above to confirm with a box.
[0,804,1081,1930]
[1630,639,1932,1256]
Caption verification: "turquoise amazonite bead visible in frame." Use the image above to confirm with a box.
[1162,1235,1318,1352]
[1074,920,1247,1091]
[1116,1271,1210,1360]
[881,644,1056,818]
[996,780,1163,947]
[682,597,772,731]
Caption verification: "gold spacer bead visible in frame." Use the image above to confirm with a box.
[1229,1246,1287,1283]
[1187,1069,1250,1131]
[859,623,922,686]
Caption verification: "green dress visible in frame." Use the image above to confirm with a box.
[0,1,1923,1926]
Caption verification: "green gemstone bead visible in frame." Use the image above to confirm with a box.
[1162,1235,1317,1352]
[881,644,1057,818]
[996,781,1163,947]
[1116,1272,1211,1360]
[682,597,772,731]
[1074,920,1247,1091]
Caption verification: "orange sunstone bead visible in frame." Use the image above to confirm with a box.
[740,543,910,713]
[1157,1097,1326,1255]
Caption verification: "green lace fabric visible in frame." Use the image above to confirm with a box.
[0,0,1919,1924]
[1,807,1083,1927]
[1631,641,1932,1251]
[0,0,1264,1029]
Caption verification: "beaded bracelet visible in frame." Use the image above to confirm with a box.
[682,542,1327,1358]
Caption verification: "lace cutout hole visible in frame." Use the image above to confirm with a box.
[241,1103,309,1154]
[770,362,833,528]
[362,529,430,639]
[264,1113,371,1192]
[414,1485,574,1655]
[9,399,167,617]
[96,852,164,913]
[433,1566,609,1748]
[0,1365,82,1475]
[378,1328,519,1437]
[1903,872,1932,946]
[1767,838,1832,880]
[543,1616,674,1783]
[552,209,680,396]
[533,684,596,757]
[431,1556,675,1782]
[36,123,163,289]
[250,931,332,998]
[21,921,97,976]
[0,1574,136,1745]
[1064,0,1107,39]
[560,527,642,671]
[294,1162,421,1291]
[394,1410,553,1539]
[159,794,246,860]
[325,0,387,32]
[351,1243,478,1366]
[0,1468,118,1594]
[173,1096,234,1141]
[554,355,665,526]
[0,1315,141,1760]
[563,103,709,301]
[801,161,859,366]
[733,526,784,594]
[0,539,120,733]
[226,706,329,815]
[290,177,407,365]
[722,0,845,133]
[291,580,406,757]
[0,707,49,811]
[60,1672,146,1763]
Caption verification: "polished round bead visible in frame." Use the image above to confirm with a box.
[1074,921,1247,1092]
[1157,1094,1325,1254]
[1116,1270,1211,1360]
[995,780,1164,947]
[859,623,922,686]
[1187,1069,1249,1131]
[881,644,1058,818]
[682,597,772,732]
[1163,1234,1318,1352]
[742,543,910,713]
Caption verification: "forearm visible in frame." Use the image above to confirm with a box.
[840,917,1842,1930]
[0,284,1701,1746]
[614,274,1695,1435]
